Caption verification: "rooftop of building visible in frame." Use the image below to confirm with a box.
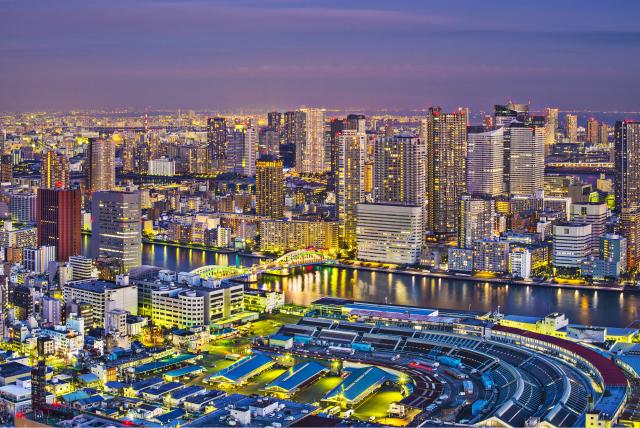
[64,279,134,292]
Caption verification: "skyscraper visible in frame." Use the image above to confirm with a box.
[88,138,115,192]
[337,130,366,247]
[37,188,82,262]
[91,191,142,272]
[458,193,496,249]
[40,150,70,189]
[267,111,283,131]
[227,124,257,176]
[544,107,559,148]
[423,107,467,237]
[565,114,578,142]
[373,135,425,206]
[255,156,284,219]
[508,123,545,196]
[586,117,599,145]
[466,126,504,197]
[207,117,227,173]
[0,154,12,183]
[494,102,529,190]
[614,120,640,211]
[296,108,326,174]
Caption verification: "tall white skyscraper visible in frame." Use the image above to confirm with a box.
[544,107,559,149]
[337,130,366,247]
[296,108,326,174]
[509,124,545,196]
[89,138,115,192]
[227,124,257,176]
[467,127,504,197]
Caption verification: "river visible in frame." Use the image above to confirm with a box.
[82,237,640,328]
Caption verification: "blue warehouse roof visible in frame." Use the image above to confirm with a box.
[265,361,328,394]
[207,353,274,383]
[324,366,395,405]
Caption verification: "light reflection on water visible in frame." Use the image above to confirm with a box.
[81,237,639,328]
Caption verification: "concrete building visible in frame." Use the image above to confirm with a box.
[259,220,338,253]
[148,157,176,176]
[69,255,97,281]
[614,120,640,210]
[422,107,467,236]
[473,239,510,273]
[227,124,257,176]
[296,108,326,174]
[552,222,592,268]
[448,247,474,272]
[570,202,608,255]
[207,117,228,172]
[255,156,284,219]
[458,194,496,249]
[337,130,366,247]
[10,192,36,223]
[508,123,545,196]
[62,279,138,327]
[509,248,532,279]
[40,150,70,189]
[22,246,56,274]
[356,203,422,264]
[466,126,504,197]
[372,135,425,206]
[88,138,115,192]
[36,188,82,262]
[91,191,142,272]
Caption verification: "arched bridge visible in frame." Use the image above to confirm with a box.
[190,249,335,280]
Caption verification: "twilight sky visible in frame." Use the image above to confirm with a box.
[2,0,640,112]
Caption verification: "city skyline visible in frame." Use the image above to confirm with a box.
[3,0,640,112]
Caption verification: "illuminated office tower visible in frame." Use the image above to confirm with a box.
[494,103,529,190]
[508,123,545,196]
[207,117,227,172]
[337,130,366,247]
[373,135,425,206]
[599,123,609,146]
[614,120,640,210]
[458,194,496,249]
[40,151,70,189]
[466,127,504,197]
[423,107,467,237]
[91,191,142,272]
[544,107,558,148]
[37,188,82,262]
[88,138,115,192]
[586,117,599,144]
[255,156,284,219]
[565,114,578,142]
[227,124,256,176]
[296,108,326,174]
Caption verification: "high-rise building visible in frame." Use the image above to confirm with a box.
[10,192,37,223]
[40,151,70,189]
[91,191,142,272]
[586,117,599,145]
[88,138,116,192]
[267,111,283,131]
[466,126,504,197]
[207,117,227,172]
[227,124,257,176]
[23,245,56,274]
[296,108,326,174]
[614,120,640,211]
[458,194,496,249]
[423,107,467,236]
[0,154,12,183]
[337,130,366,247]
[356,203,423,264]
[373,135,425,206]
[121,139,137,173]
[508,123,545,196]
[565,114,578,142]
[619,207,640,271]
[37,188,82,262]
[544,107,559,148]
[552,222,592,268]
[570,202,608,255]
[255,156,284,219]
[494,103,529,189]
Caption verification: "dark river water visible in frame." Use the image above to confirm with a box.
[82,237,640,328]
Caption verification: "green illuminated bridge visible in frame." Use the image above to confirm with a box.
[190,249,335,280]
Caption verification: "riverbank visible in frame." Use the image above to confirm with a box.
[323,262,640,293]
